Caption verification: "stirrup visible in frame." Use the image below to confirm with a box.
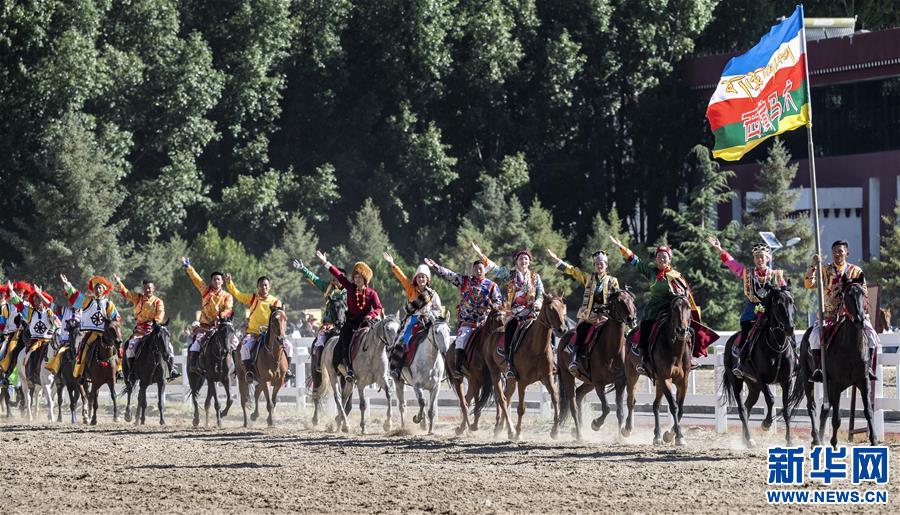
[809,368,823,383]
[732,366,744,379]
[636,360,647,375]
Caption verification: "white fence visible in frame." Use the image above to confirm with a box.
[71,333,900,438]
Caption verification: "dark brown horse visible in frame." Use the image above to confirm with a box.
[789,276,879,446]
[722,286,797,448]
[189,319,235,427]
[235,306,289,427]
[624,295,693,445]
[79,320,122,425]
[503,295,568,441]
[445,311,503,435]
[558,289,637,441]
[53,328,88,424]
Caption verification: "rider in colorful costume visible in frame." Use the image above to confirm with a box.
[113,274,178,380]
[804,240,878,382]
[383,252,443,380]
[0,281,33,375]
[425,256,502,378]
[182,258,235,374]
[292,258,347,379]
[315,250,383,384]
[226,274,292,381]
[60,274,120,381]
[609,237,701,376]
[19,285,60,378]
[709,237,786,383]
[473,243,545,380]
[547,248,620,374]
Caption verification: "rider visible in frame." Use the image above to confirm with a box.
[47,291,81,375]
[182,258,235,374]
[383,252,443,380]
[472,242,544,380]
[425,256,502,379]
[608,236,700,375]
[804,240,877,382]
[708,237,786,383]
[60,274,120,381]
[547,248,620,374]
[0,281,33,375]
[314,250,383,384]
[113,274,178,380]
[19,285,60,378]
[226,274,292,381]
[291,257,347,380]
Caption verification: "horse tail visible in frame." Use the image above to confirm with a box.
[720,364,739,408]
[471,364,493,418]
[557,366,571,426]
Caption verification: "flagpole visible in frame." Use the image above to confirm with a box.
[800,7,830,410]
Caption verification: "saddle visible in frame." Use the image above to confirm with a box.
[404,325,430,367]
[350,326,371,362]
[497,318,535,356]
[461,324,485,369]
[25,340,49,380]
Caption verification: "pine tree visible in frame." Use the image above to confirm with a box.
[871,201,900,313]
[261,215,320,320]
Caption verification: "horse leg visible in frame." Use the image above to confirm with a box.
[760,384,775,431]
[138,385,147,425]
[592,386,610,431]
[221,375,233,417]
[544,376,560,440]
[413,385,426,428]
[21,378,32,422]
[614,382,626,439]
[358,384,367,434]
[43,375,55,422]
[652,385,663,445]
[56,384,63,423]
[829,387,841,449]
[622,369,638,438]
[781,378,793,446]
[211,381,222,428]
[157,380,166,426]
[263,383,274,427]
[238,375,250,428]
[427,384,439,435]
[818,391,831,445]
[804,382,821,446]
[382,378,394,433]
[858,377,879,446]
[124,377,133,423]
[395,379,406,429]
[270,379,283,427]
[661,380,684,445]
[89,384,98,425]
[68,386,78,424]
[566,380,582,442]
[251,383,262,422]
[451,378,469,435]
[514,380,526,441]
[202,383,211,427]
[734,380,755,448]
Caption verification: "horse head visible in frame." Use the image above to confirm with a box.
[267,305,288,342]
[541,293,568,337]
[668,294,692,345]
[607,288,637,327]
[763,285,795,332]
[841,274,867,326]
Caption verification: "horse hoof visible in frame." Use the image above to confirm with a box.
[663,431,674,443]
[217,420,223,429]
[653,436,662,446]
[621,428,632,438]
[471,423,479,432]
[124,412,131,423]
[360,427,367,435]
[591,419,602,431]
[192,418,199,428]
[383,420,392,432]
[761,420,773,431]
[267,419,274,427]
[250,413,259,422]
[455,426,465,436]
[419,419,427,430]
[413,414,421,424]
[159,420,166,426]
[550,428,559,440]
[341,424,349,433]
[675,436,685,446]
[746,438,757,449]
[90,419,97,426]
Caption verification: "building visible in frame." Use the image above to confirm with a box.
[684,26,900,261]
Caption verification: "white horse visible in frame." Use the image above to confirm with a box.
[315,316,400,434]
[17,339,56,422]
[394,320,452,434]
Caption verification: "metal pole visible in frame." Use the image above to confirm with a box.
[801,15,830,408]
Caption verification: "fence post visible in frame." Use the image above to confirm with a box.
[874,352,885,440]
[715,345,727,433]
[295,344,308,411]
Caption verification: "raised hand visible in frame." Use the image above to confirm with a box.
[811,254,821,267]
[224,273,233,284]
[382,251,394,266]
[59,274,70,288]
[291,258,304,271]
[470,241,485,259]
[181,256,190,268]
[546,248,560,262]
[315,250,328,264]
[707,236,722,252]
[423,258,437,269]
[608,235,624,249]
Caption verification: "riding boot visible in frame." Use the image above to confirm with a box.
[343,356,356,384]
[243,359,256,382]
[810,349,823,383]
[188,351,199,374]
[453,348,466,378]
[285,357,295,380]
[167,356,181,380]
[124,357,135,386]
[567,343,581,374]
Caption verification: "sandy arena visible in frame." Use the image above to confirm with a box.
[1,404,897,513]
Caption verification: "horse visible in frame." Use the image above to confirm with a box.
[188,319,235,427]
[123,321,172,425]
[623,295,693,445]
[309,334,354,430]
[235,305,289,427]
[788,275,879,446]
[502,294,568,441]
[721,286,798,448]
[557,289,637,441]
[17,334,56,422]
[445,311,502,436]
[53,321,87,424]
[322,316,399,434]
[80,319,122,425]
[393,319,452,434]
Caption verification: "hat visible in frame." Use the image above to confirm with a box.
[655,245,672,257]
[591,250,609,263]
[13,281,34,296]
[352,262,373,284]
[87,276,113,294]
[0,285,8,298]
[414,264,432,282]
[514,250,533,261]
[30,291,53,306]
[752,243,771,256]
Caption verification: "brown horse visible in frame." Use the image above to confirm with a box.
[502,295,568,441]
[79,320,122,425]
[623,295,693,445]
[235,306,289,427]
[445,311,503,435]
[558,289,637,441]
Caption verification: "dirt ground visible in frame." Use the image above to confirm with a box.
[1,404,897,514]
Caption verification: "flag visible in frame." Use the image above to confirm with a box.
[706,5,810,161]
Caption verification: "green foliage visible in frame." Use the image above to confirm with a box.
[870,202,900,313]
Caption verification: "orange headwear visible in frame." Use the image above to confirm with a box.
[0,284,9,299]
[13,281,35,296]
[30,291,53,306]
[87,276,113,295]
